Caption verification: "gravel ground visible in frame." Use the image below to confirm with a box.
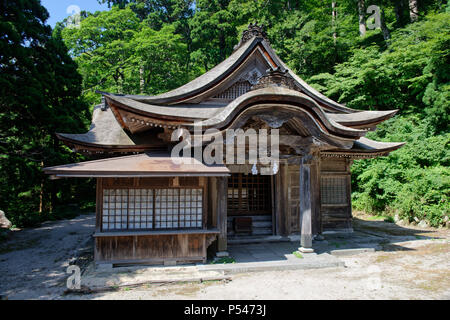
[0,214,95,300]
[0,212,449,300]
[78,238,449,300]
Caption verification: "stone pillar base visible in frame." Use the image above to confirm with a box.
[301,234,313,248]
[95,263,113,271]
[216,251,229,258]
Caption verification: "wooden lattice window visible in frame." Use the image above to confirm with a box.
[214,81,252,100]
[320,176,347,205]
[227,173,272,216]
[102,188,203,231]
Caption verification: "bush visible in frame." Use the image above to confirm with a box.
[351,116,449,227]
[308,12,449,227]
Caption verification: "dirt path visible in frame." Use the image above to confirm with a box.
[0,213,449,300]
[79,216,450,300]
[0,214,95,300]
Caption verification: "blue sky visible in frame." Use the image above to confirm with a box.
[41,0,109,27]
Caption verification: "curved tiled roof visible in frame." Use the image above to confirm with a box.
[321,137,405,158]
[192,87,366,137]
[58,25,404,158]
[99,37,262,105]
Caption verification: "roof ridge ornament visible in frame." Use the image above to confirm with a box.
[251,67,298,91]
[234,22,270,50]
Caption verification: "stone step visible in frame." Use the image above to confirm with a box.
[228,227,272,236]
[227,235,291,245]
[252,228,273,235]
[227,215,273,236]
[227,215,272,221]
[227,221,272,228]
[253,221,272,228]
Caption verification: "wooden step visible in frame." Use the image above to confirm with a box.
[252,221,272,228]
[227,215,273,236]
[227,215,272,221]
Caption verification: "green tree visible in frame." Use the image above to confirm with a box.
[62,5,191,102]
[0,0,90,226]
[189,0,238,70]
[309,12,449,131]
[129,24,190,94]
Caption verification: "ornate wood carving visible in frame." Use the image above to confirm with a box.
[214,80,252,100]
[213,68,263,100]
[257,114,291,129]
[252,67,298,91]
[235,23,270,50]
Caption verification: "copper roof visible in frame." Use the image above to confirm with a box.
[43,153,230,177]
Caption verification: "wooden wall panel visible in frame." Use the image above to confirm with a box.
[321,159,347,172]
[101,177,202,189]
[94,176,216,265]
[274,163,289,236]
[95,233,216,265]
[288,165,301,233]
[320,158,352,230]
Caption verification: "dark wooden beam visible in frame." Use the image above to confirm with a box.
[298,154,319,253]
[216,176,228,255]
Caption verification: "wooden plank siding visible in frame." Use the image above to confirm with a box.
[320,158,353,230]
[94,177,219,265]
[94,233,217,265]
[287,165,301,233]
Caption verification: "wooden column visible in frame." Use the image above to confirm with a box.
[216,176,228,256]
[299,155,316,253]
[95,178,103,233]
[274,162,288,236]
[311,158,322,235]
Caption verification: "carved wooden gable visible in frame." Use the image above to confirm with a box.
[209,49,271,102]
[213,80,252,100]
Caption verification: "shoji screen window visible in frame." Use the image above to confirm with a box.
[102,188,203,231]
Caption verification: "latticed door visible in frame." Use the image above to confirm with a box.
[227,173,272,216]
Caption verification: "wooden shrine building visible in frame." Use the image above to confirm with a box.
[44,24,404,266]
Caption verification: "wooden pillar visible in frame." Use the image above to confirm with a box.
[274,162,288,236]
[311,158,322,235]
[299,155,316,253]
[216,176,228,256]
[95,178,103,233]
[208,177,217,228]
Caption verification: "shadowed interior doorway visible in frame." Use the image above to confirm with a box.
[227,173,273,237]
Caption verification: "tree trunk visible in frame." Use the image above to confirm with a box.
[219,33,226,62]
[395,0,407,26]
[139,65,145,94]
[39,161,44,214]
[119,71,124,94]
[409,0,419,22]
[50,136,58,214]
[358,0,366,37]
[380,6,391,42]
[332,2,337,44]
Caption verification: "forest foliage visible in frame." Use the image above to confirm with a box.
[0,0,448,227]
